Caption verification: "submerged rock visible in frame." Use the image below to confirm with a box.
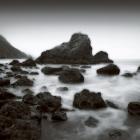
[80,65,91,69]
[122,72,135,78]
[58,69,84,84]
[106,100,119,109]
[97,64,120,76]
[36,33,113,64]
[84,116,99,127]
[128,102,140,116]
[73,89,106,109]
[51,111,68,121]
[12,76,33,87]
[57,87,69,91]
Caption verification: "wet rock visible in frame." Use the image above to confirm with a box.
[73,89,106,109]
[106,100,119,109]
[22,88,34,95]
[11,66,22,72]
[80,68,86,73]
[84,116,99,127]
[30,72,39,75]
[80,65,91,69]
[122,72,135,78]
[41,66,63,75]
[36,33,113,64]
[12,76,33,87]
[40,86,48,92]
[0,64,4,67]
[6,72,14,78]
[0,88,16,100]
[0,101,31,119]
[97,64,120,76]
[9,60,20,66]
[51,111,67,121]
[128,102,140,116]
[36,92,62,113]
[0,79,10,86]
[20,70,29,74]
[59,69,84,84]
[22,94,38,105]
[137,66,140,72]
[21,59,36,67]
[57,87,69,91]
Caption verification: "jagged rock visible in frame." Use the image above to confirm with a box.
[58,69,84,83]
[73,89,106,109]
[84,116,99,127]
[97,64,120,76]
[41,66,63,75]
[0,35,27,59]
[0,79,10,86]
[51,111,68,121]
[21,59,36,67]
[12,76,33,87]
[36,33,113,64]
[128,102,140,116]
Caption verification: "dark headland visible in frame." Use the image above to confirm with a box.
[0,35,27,59]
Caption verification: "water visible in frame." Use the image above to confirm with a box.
[0,59,140,140]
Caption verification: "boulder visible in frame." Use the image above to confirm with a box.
[128,102,140,116]
[51,111,68,121]
[58,69,84,83]
[36,33,113,64]
[22,94,38,105]
[84,116,99,127]
[73,89,106,109]
[12,76,33,87]
[0,79,10,86]
[0,101,31,119]
[41,66,63,75]
[36,92,62,113]
[97,64,120,76]
[21,59,36,67]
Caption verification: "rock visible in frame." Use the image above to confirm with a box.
[97,64,120,76]
[40,86,48,92]
[57,87,69,91]
[36,92,62,113]
[51,111,68,121]
[0,101,31,119]
[0,79,10,86]
[21,59,36,67]
[106,100,119,109]
[22,88,34,95]
[22,94,38,105]
[0,88,16,100]
[30,72,39,75]
[122,72,135,78]
[84,116,99,127]
[137,66,140,72]
[73,89,106,109]
[11,66,22,72]
[12,76,33,87]
[36,33,113,64]
[58,69,84,84]
[9,60,20,66]
[80,65,91,69]
[41,66,63,75]
[128,102,140,116]
[6,72,14,78]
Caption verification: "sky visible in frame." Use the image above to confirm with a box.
[0,0,140,60]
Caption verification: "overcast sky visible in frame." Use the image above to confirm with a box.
[0,0,140,59]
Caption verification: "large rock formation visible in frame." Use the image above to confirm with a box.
[36,33,113,64]
[0,35,27,59]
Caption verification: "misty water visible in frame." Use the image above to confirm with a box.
[0,59,140,140]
